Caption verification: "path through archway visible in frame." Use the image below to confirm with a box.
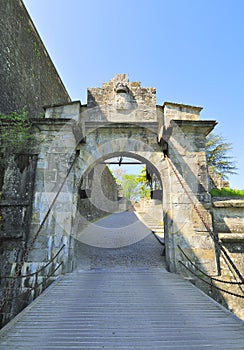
[73,153,166,270]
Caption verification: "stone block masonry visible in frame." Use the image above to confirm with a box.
[1,67,244,327]
[87,74,157,122]
[0,0,71,326]
[0,154,38,327]
[75,163,119,243]
[0,0,71,117]
[212,198,244,320]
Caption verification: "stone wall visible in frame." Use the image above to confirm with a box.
[0,115,81,327]
[0,154,37,326]
[162,102,203,122]
[211,198,244,319]
[0,0,71,117]
[208,170,230,189]
[76,164,119,228]
[0,0,72,321]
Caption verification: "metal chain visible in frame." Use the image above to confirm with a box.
[179,260,244,299]
[165,155,244,282]
[3,262,64,303]
[178,245,244,285]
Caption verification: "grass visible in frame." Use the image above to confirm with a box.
[210,187,244,197]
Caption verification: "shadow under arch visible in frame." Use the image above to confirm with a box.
[72,147,171,267]
[74,121,170,220]
[76,151,164,221]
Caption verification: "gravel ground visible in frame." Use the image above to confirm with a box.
[75,212,166,270]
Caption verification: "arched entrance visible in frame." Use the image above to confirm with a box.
[31,74,218,278]
[72,152,165,267]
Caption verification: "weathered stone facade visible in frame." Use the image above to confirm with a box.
[1,71,244,327]
[211,198,244,319]
[0,116,119,326]
[33,74,218,280]
[209,170,230,189]
[0,0,71,117]
[0,0,243,328]
[77,164,119,224]
[0,0,70,326]
[0,155,37,325]
[87,74,157,123]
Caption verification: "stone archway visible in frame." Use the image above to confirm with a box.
[31,74,218,278]
[70,124,170,259]
[72,151,165,258]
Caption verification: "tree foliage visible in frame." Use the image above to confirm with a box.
[206,133,238,179]
[113,167,151,201]
[136,167,151,199]
[119,174,139,201]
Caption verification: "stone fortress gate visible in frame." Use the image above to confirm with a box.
[32,73,218,276]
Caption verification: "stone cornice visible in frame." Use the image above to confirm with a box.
[84,121,158,135]
[163,101,203,111]
[171,119,217,135]
[212,199,244,207]
[43,100,81,110]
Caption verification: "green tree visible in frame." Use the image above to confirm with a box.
[206,133,238,179]
[110,166,157,201]
[119,174,140,201]
[115,167,152,201]
[136,167,151,199]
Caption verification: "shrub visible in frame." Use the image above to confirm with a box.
[210,188,244,197]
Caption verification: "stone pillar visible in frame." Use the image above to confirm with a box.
[163,119,218,276]
[30,117,82,275]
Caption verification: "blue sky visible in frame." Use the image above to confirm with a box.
[23,0,244,188]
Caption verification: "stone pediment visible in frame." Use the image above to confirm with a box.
[86,74,157,122]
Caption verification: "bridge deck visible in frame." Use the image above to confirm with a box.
[0,268,244,350]
[1,213,244,349]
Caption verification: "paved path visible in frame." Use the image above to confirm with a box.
[1,213,244,349]
[75,212,166,269]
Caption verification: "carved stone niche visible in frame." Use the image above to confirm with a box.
[114,82,131,111]
[115,82,128,94]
